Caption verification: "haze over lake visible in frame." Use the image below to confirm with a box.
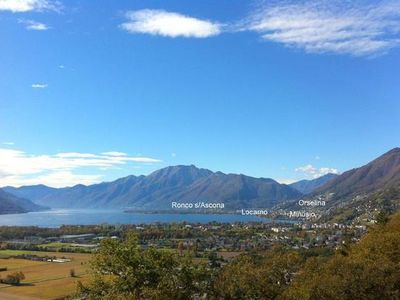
[0,209,273,228]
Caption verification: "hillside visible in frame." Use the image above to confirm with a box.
[3,165,302,210]
[275,148,400,223]
[4,184,58,203]
[0,188,48,215]
[314,147,400,197]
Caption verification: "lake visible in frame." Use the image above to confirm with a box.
[0,209,279,228]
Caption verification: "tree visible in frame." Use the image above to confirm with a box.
[208,251,221,268]
[77,232,212,299]
[213,248,303,299]
[70,268,76,277]
[281,212,400,300]
[178,241,185,256]
[1,272,25,285]
[376,210,389,225]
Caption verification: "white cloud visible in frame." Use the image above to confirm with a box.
[0,148,162,187]
[2,142,14,146]
[0,0,60,13]
[121,9,222,38]
[31,83,48,88]
[101,151,127,157]
[295,164,339,178]
[244,1,400,56]
[22,20,50,30]
[54,152,99,159]
[276,178,297,184]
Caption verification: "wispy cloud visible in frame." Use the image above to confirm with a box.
[6,171,103,188]
[121,9,222,38]
[101,151,127,157]
[243,0,400,56]
[0,148,162,187]
[21,19,50,30]
[0,0,61,13]
[119,2,400,56]
[31,83,48,88]
[295,164,339,178]
[2,142,14,146]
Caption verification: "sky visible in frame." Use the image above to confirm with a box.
[0,0,400,187]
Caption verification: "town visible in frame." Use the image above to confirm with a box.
[0,220,368,258]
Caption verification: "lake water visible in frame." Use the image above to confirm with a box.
[0,209,277,228]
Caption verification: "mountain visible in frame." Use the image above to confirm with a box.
[3,184,58,203]
[274,148,400,223]
[0,188,48,215]
[3,165,302,210]
[290,173,338,194]
[314,148,400,198]
[171,173,301,209]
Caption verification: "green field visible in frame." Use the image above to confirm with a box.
[0,249,91,300]
[0,250,39,257]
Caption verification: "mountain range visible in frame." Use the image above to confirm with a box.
[2,148,400,217]
[0,188,47,214]
[3,165,302,211]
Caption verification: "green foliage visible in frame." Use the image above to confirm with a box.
[208,250,221,268]
[376,210,389,224]
[78,231,212,299]
[213,248,303,300]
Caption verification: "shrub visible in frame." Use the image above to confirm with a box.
[0,271,25,285]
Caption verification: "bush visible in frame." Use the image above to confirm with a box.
[0,271,25,285]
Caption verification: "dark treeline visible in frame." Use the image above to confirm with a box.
[0,225,116,239]
[0,222,281,241]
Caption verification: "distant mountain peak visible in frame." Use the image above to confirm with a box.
[385,147,400,154]
[290,173,338,194]
[369,147,400,163]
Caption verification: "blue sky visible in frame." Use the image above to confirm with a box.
[0,0,400,187]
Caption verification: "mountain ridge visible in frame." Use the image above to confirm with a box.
[5,148,400,217]
[4,165,302,210]
[313,147,400,198]
[0,188,48,215]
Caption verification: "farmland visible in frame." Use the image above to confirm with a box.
[0,250,91,300]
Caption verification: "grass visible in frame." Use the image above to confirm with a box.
[38,242,74,248]
[0,249,92,300]
[0,250,39,257]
